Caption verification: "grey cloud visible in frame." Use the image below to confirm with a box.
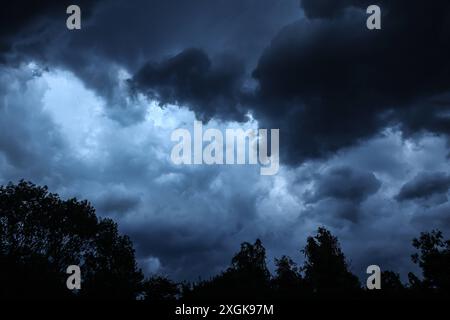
[130,48,247,122]
[308,198,361,224]
[95,192,141,216]
[252,0,450,164]
[411,202,450,231]
[396,172,450,202]
[0,0,103,62]
[309,167,381,203]
[1,1,450,284]
[3,0,300,126]
[4,0,450,163]
[0,67,67,182]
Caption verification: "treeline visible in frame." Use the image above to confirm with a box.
[0,181,449,300]
[150,229,450,303]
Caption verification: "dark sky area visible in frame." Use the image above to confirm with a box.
[0,0,449,281]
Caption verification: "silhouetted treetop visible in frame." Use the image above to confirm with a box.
[142,276,180,302]
[380,271,404,291]
[231,239,270,277]
[1,181,449,301]
[0,180,143,299]
[411,230,450,292]
[274,255,300,283]
[272,255,309,298]
[303,227,360,293]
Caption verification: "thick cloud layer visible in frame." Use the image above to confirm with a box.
[0,1,102,59]
[1,0,300,125]
[396,172,450,203]
[310,167,381,203]
[0,1,450,282]
[1,64,450,280]
[252,0,450,163]
[131,48,247,122]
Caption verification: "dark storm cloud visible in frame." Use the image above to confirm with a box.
[2,0,299,124]
[3,0,450,159]
[310,167,381,203]
[0,0,102,58]
[0,0,139,123]
[396,172,450,202]
[131,48,247,122]
[412,202,450,231]
[310,198,362,224]
[398,93,450,137]
[305,166,381,223]
[252,0,450,164]
[2,0,450,283]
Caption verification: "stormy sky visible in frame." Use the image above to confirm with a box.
[1,0,449,281]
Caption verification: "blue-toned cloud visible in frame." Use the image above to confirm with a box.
[1,1,450,283]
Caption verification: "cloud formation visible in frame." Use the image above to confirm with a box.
[252,0,450,163]
[131,48,247,122]
[396,172,450,202]
[0,0,450,283]
[310,166,381,203]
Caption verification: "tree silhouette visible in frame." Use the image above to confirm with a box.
[302,227,360,294]
[410,230,450,293]
[2,180,450,301]
[231,239,270,278]
[0,180,143,299]
[272,255,309,299]
[81,219,144,299]
[380,271,404,292]
[142,276,180,303]
[186,239,272,301]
